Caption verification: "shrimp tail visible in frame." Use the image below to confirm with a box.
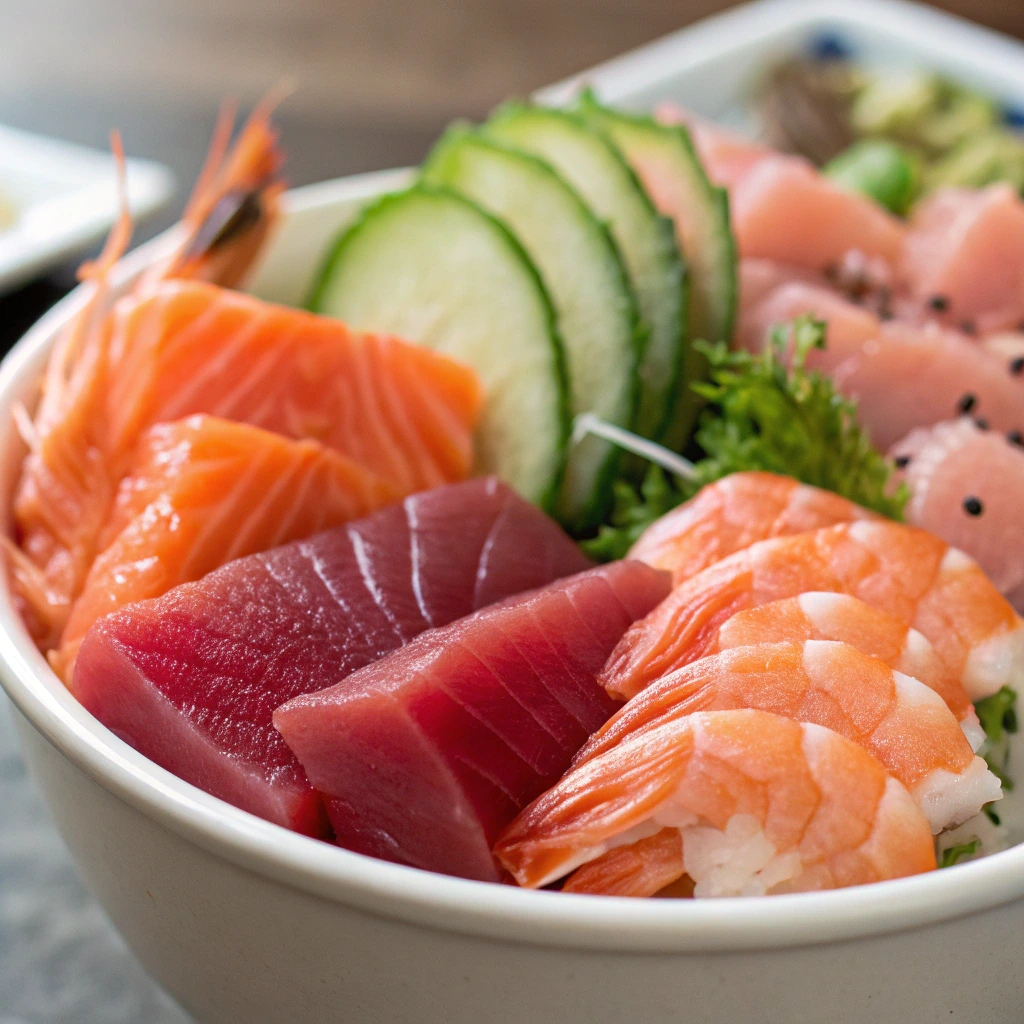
[561,829,686,897]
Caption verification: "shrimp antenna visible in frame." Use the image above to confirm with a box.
[77,131,133,286]
[571,414,698,480]
[183,98,238,225]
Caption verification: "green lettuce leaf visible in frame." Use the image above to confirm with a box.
[975,686,1018,792]
[938,837,981,868]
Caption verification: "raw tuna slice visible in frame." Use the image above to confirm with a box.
[73,478,592,837]
[831,322,1024,450]
[738,259,820,321]
[273,561,671,881]
[891,418,1024,598]
[900,185,1024,334]
[984,331,1024,366]
[736,280,880,369]
[729,156,905,270]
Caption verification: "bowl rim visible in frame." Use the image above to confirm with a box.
[5,172,1024,957]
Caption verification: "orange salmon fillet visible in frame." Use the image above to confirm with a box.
[53,414,400,682]
[12,279,482,645]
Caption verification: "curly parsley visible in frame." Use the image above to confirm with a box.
[582,316,907,560]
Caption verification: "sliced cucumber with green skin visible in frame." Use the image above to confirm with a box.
[485,103,686,447]
[309,186,569,509]
[578,94,737,451]
[422,127,641,529]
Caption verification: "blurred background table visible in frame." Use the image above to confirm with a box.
[0,1,1021,1021]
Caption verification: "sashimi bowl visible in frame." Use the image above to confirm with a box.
[3,174,1024,1024]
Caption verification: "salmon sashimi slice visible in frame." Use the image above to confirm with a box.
[711,592,976,729]
[495,709,936,894]
[602,520,1024,703]
[892,418,1024,602]
[900,185,1024,335]
[273,561,671,880]
[577,640,998,834]
[628,472,874,584]
[102,280,482,495]
[729,156,906,271]
[72,478,593,836]
[9,101,286,644]
[54,415,401,681]
[12,279,483,646]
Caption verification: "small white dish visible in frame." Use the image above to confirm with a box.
[0,124,174,295]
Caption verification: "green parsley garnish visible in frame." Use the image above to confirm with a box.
[975,686,1018,792]
[938,837,981,868]
[581,316,907,560]
[582,466,683,561]
[690,317,907,519]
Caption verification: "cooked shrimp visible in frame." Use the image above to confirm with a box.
[602,520,1024,703]
[561,828,685,897]
[714,592,977,733]
[137,92,284,289]
[495,709,936,895]
[10,101,285,646]
[628,471,874,583]
[579,640,999,833]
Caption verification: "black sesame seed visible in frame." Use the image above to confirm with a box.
[957,393,977,414]
[963,496,984,516]
[1011,356,1024,376]
[894,455,910,469]
[928,295,950,313]
[960,320,978,336]
[1008,430,1024,448]
[975,417,990,431]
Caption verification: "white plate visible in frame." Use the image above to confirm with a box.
[0,124,174,295]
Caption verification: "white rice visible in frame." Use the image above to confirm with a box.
[681,814,803,897]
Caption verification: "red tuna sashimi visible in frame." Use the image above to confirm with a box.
[831,322,1024,451]
[729,156,905,270]
[891,418,1024,599]
[72,478,592,837]
[655,103,774,189]
[273,561,671,880]
[901,186,1024,334]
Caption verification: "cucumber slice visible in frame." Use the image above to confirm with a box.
[422,128,640,529]
[578,94,738,450]
[485,103,686,446]
[309,186,569,509]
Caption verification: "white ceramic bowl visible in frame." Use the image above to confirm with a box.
[6,3,1024,1021]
